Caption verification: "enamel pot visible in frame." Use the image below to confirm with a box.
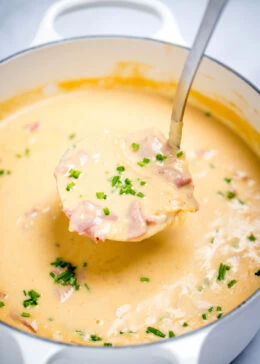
[0,1,259,363]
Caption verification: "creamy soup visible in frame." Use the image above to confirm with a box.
[0,83,259,346]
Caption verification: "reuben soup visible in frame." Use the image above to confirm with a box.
[0,77,259,346]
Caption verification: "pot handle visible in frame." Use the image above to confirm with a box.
[31,0,186,47]
[11,329,63,364]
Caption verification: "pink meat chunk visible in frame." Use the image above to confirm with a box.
[127,200,147,240]
[158,167,192,188]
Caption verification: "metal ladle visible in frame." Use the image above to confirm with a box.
[169,0,228,150]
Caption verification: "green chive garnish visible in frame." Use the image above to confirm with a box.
[117,166,125,172]
[69,133,76,139]
[169,330,175,338]
[176,151,183,158]
[21,312,30,318]
[90,334,102,342]
[146,327,165,338]
[227,280,237,288]
[0,301,5,308]
[248,233,256,242]
[66,182,75,191]
[202,313,207,320]
[137,192,145,198]
[23,290,41,308]
[254,270,260,276]
[156,154,167,162]
[131,143,140,151]
[182,322,188,327]
[96,192,107,200]
[137,158,150,167]
[224,177,232,184]
[140,277,150,282]
[104,343,112,347]
[69,169,81,179]
[103,207,110,216]
[217,263,231,281]
[226,191,235,199]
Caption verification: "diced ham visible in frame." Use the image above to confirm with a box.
[55,285,74,303]
[233,170,248,181]
[10,311,38,333]
[0,289,7,299]
[25,121,40,133]
[158,167,192,188]
[127,200,147,240]
[68,200,117,241]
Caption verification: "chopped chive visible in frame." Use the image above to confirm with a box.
[104,343,112,347]
[202,313,207,320]
[156,154,167,162]
[82,262,87,268]
[48,317,54,322]
[0,301,5,308]
[25,148,30,156]
[131,142,140,151]
[248,233,256,242]
[116,166,125,173]
[226,191,235,199]
[224,177,232,184]
[23,290,27,296]
[96,192,107,200]
[208,306,214,313]
[16,153,22,158]
[69,169,81,179]
[66,182,75,191]
[137,158,150,167]
[210,237,215,244]
[69,133,76,139]
[111,175,120,187]
[50,257,79,290]
[204,111,211,117]
[227,280,237,288]
[90,334,102,342]
[75,329,85,337]
[169,330,175,338]
[137,192,145,198]
[0,169,11,176]
[217,313,223,319]
[216,306,222,312]
[84,283,90,291]
[176,151,183,158]
[217,263,231,281]
[146,326,166,338]
[23,290,40,308]
[182,322,188,327]
[103,207,110,216]
[254,270,260,276]
[49,272,55,278]
[197,286,203,292]
[140,277,150,282]
[237,199,245,205]
[21,312,30,318]
[140,181,146,186]
[217,191,224,197]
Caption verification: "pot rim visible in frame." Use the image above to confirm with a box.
[0,35,259,350]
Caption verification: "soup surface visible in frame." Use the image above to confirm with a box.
[0,84,259,346]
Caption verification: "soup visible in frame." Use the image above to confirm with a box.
[0,81,259,346]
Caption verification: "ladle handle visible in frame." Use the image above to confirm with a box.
[169,0,228,149]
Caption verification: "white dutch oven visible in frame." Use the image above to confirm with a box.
[0,1,259,363]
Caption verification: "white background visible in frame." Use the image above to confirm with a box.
[0,0,259,363]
